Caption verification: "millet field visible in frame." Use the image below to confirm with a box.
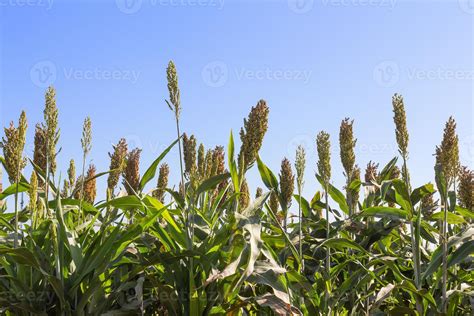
[0,61,473,315]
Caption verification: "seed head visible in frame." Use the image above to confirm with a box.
[458,166,473,211]
[348,165,361,211]
[183,133,197,179]
[436,116,460,187]
[18,111,27,155]
[339,118,356,179]
[68,159,76,190]
[364,161,379,183]
[166,60,181,119]
[107,138,128,192]
[123,148,141,195]
[280,158,294,210]
[238,100,269,170]
[28,171,38,213]
[255,187,263,198]
[204,149,213,179]
[33,124,47,184]
[197,143,205,179]
[36,197,44,222]
[61,179,70,198]
[83,164,97,204]
[392,93,409,158]
[154,163,169,203]
[239,178,250,210]
[1,112,28,183]
[316,131,331,185]
[390,166,401,180]
[269,191,279,213]
[74,176,84,200]
[421,190,437,216]
[81,116,92,156]
[44,86,59,173]
[211,146,225,176]
[295,145,306,190]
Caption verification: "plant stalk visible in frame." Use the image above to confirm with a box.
[402,155,422,314]
[442,195,448,313]
[324,186,330,309]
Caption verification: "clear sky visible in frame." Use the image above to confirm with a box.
[0,0,472,209]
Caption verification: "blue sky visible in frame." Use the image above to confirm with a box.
[0,0,472,209]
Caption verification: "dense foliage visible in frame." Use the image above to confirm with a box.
[0,62,472,315]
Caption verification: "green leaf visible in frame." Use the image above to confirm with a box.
[265,204,301,266]
[455,206,474,220]
[228,131,240,194]
[378,157,398,182]
[257,156,279,191]
[435,164,447,201]
[320,238,367,253]
[242,191,271,217]
[392,179,412,217]
[294,194,311,217]
[423,226,474,280]
[0,247,41,268]
[448,240,474,268]
[348,179,362,191]
[96,195,145,211]
[196,172,230,196]
[358,206,407,220]
[48,198,99,215]
[430,211,466,225]
[410,183,435,205]
[166,189,185,209]
[0,182,30,200]
[316,174,349,215]
[139,138,179,190]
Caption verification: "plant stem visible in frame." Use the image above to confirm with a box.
[79,152,86,224]
[298,183,303,273]
[442,195,448,313]
[402,155,423,314]
[13,180,19,248]
[324,186,330,309]
[45,142,52,221]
